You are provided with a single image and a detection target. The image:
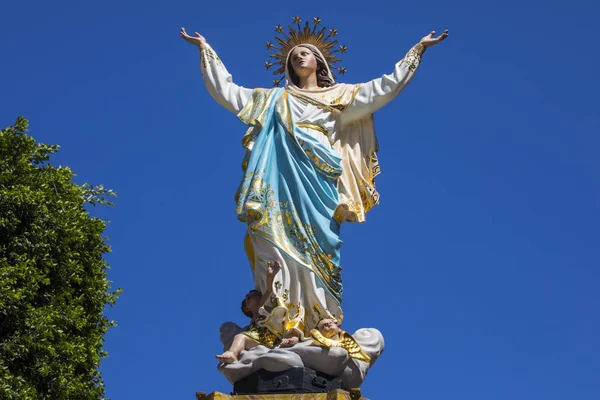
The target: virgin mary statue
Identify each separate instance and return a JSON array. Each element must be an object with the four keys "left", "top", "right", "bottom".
[{"left": 181, "top": 19, "right": 448, "bottom": 344}]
